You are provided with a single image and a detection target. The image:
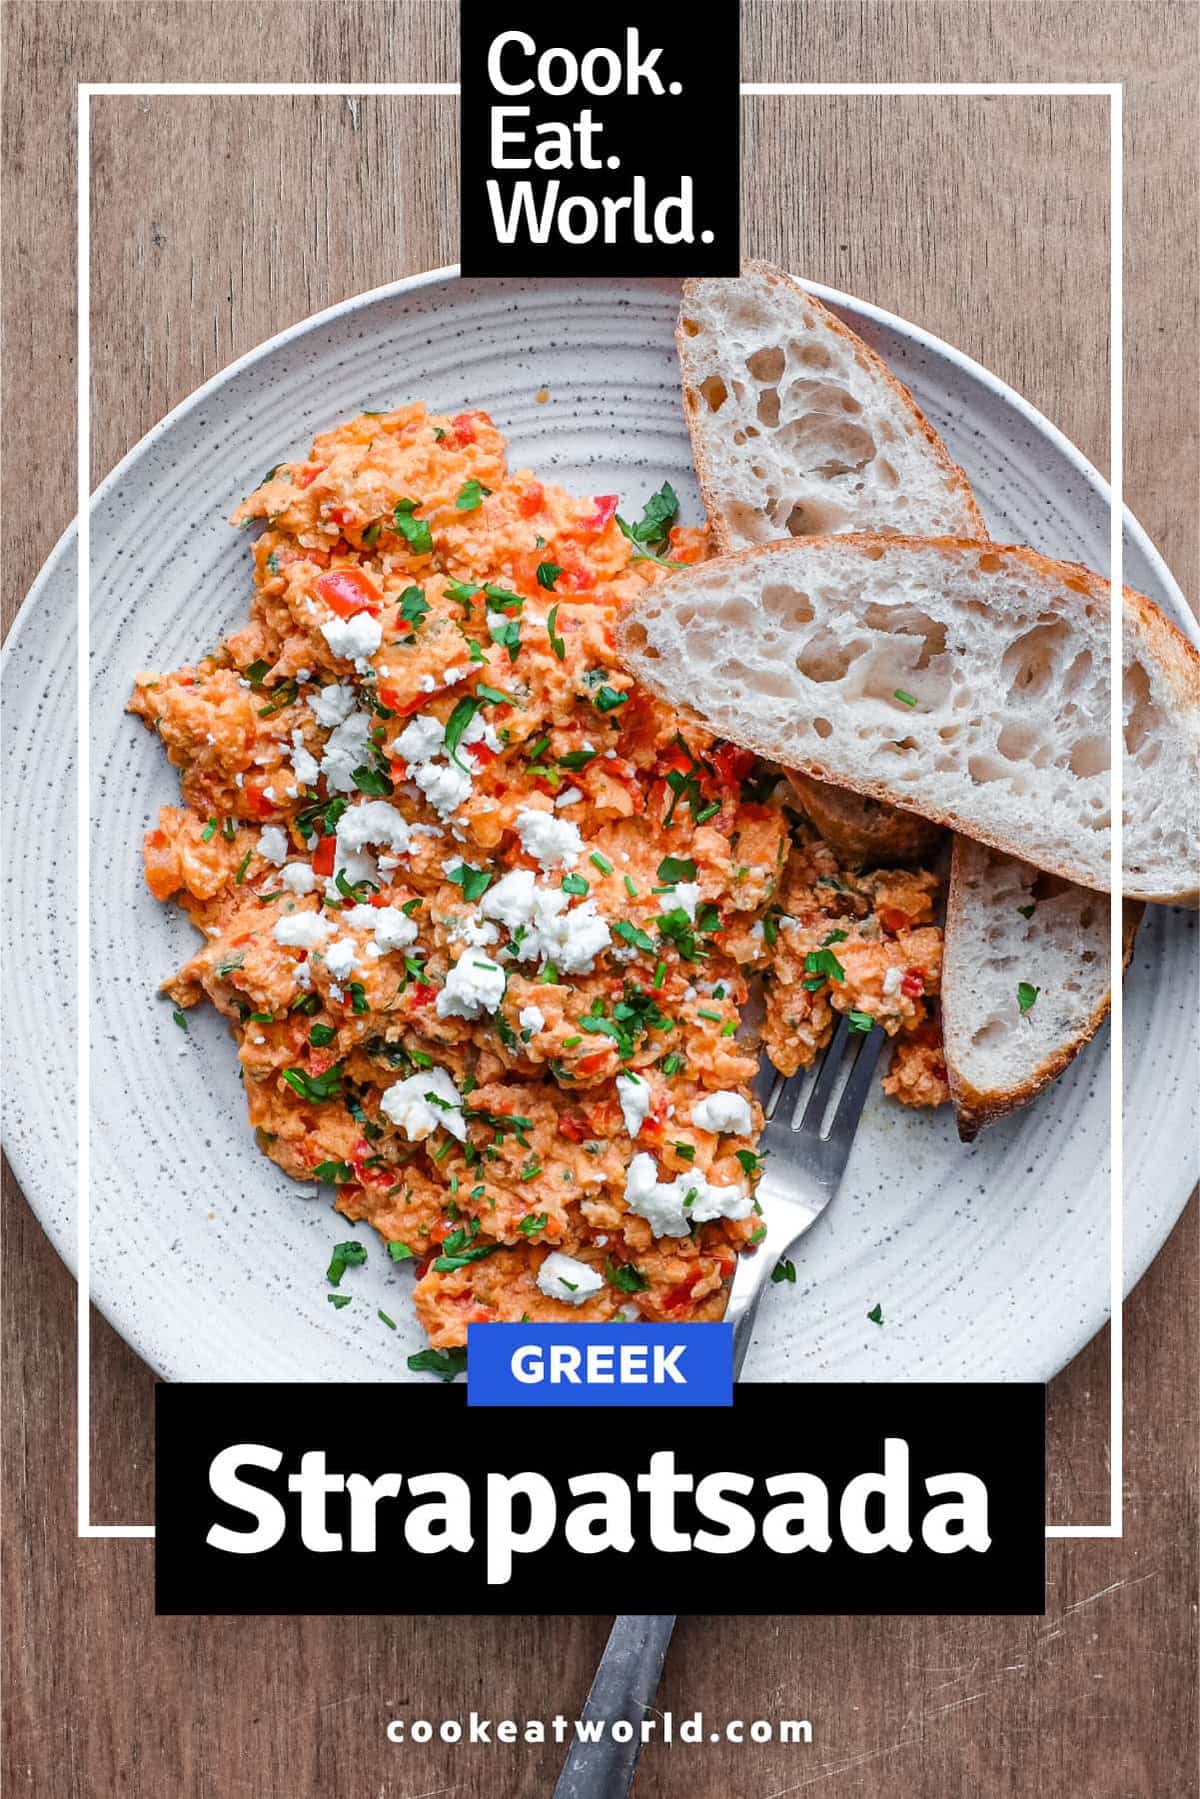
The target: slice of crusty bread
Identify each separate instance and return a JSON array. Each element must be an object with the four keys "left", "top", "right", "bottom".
[
  {"left": 618, "top": 535, "right": 1200, "bottom": 903},
  {"left": 677, "top": 261, "right": 986, "bottom": 551},
  {"left": 943, "top": 838, "right": 1142, "bottom": 1139},
  {"left": 783, "top": 770, "right": 945, "bottom": 863}
]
